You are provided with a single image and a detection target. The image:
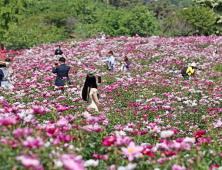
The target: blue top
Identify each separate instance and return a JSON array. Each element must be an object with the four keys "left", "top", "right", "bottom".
[{"left": 102, "top": 56, "right": 115, "bottom": 69}]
